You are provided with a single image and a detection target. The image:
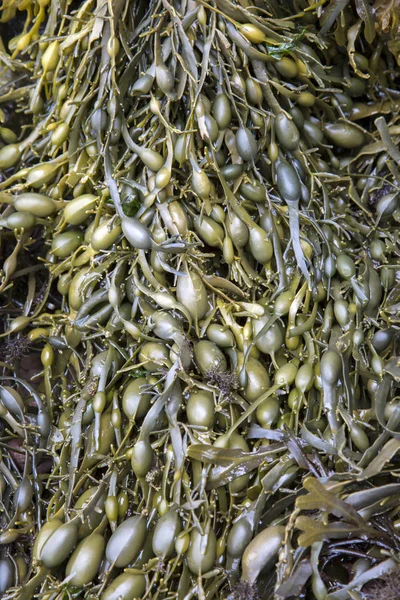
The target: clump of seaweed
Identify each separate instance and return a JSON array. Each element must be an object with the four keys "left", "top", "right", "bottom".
[
  {"left": 1, "top": 335, "right": 32, "bottom": 365},
  {"left": 205, "top": 365, "right": 240, "bottom": 397},
  {"left": 365, "top": 569, "right": 400, "bottom": 600}
]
